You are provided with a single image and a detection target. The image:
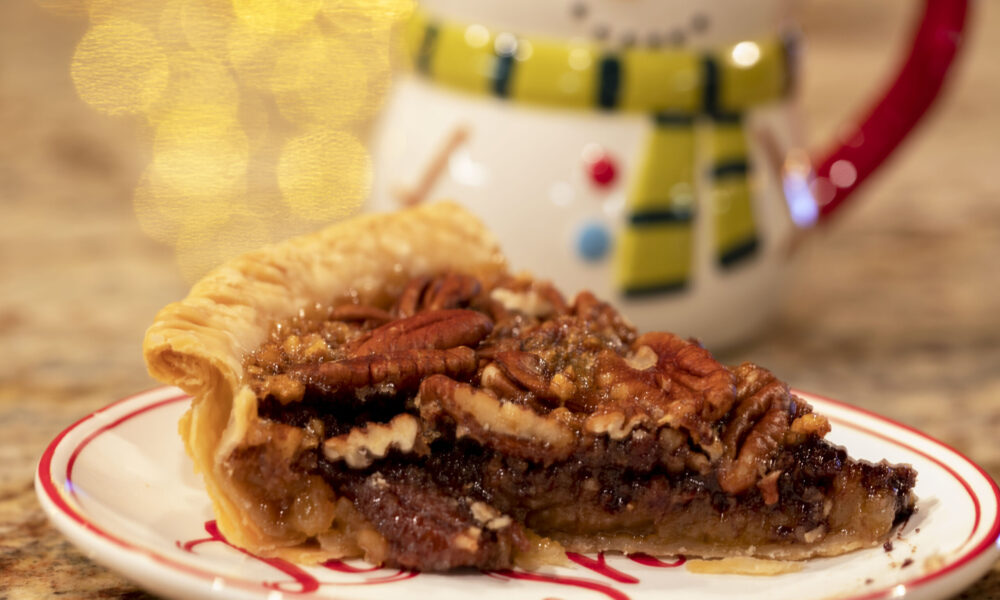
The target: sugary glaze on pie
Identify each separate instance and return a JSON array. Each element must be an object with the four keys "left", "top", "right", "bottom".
[
  {"left": 142, "top": 204, "right": 915, "bottom": 572},
  {"left": 229, "top": 272, "right": 915, "bottom": 571}
]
